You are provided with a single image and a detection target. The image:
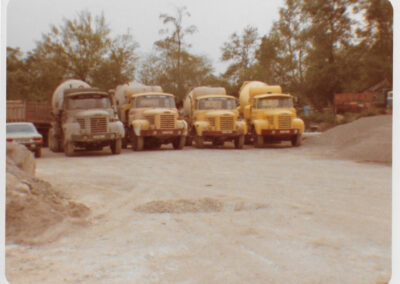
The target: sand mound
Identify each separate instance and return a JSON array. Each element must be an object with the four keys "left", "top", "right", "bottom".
[
  {"left": 6, "top": 143, "right": 90, "bottom": 244},
  {"left": 134, "top": 198, "right": 223, "bottom": 214},
  {"left": 304, "top": 115, "right": 392, "bottom": 164}
]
